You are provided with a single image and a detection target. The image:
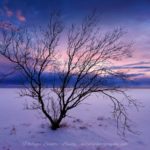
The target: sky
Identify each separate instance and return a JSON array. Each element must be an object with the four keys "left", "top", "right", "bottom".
[{"left": 0, "top": 0, "right": 150, "bottom": 86}]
